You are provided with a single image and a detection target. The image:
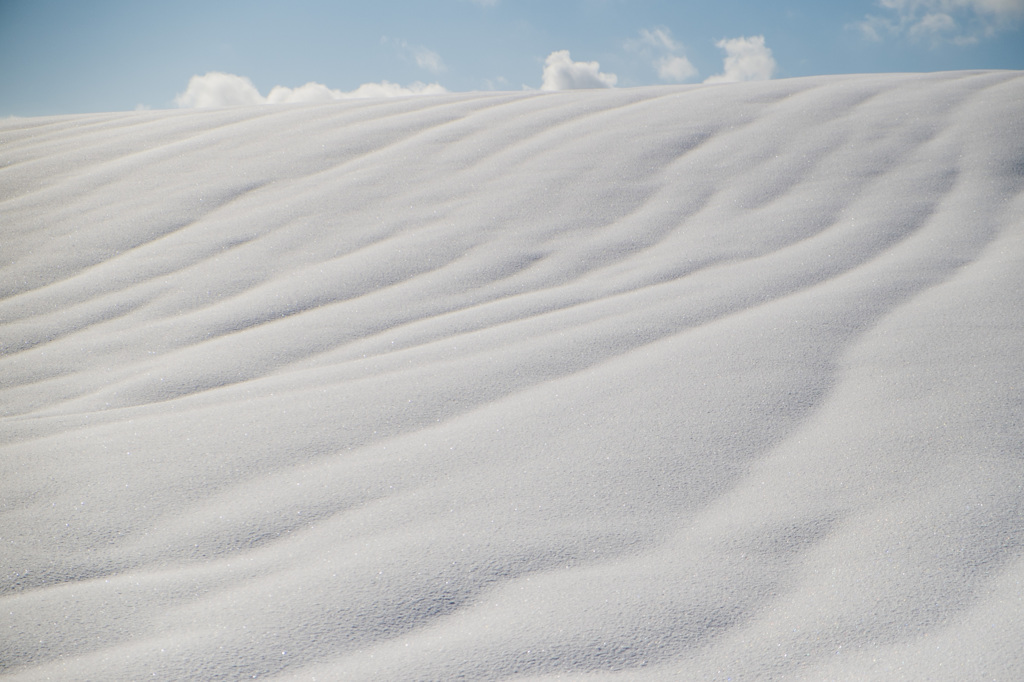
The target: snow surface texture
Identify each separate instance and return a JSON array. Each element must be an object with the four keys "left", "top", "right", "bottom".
[{"left": 2, "top": 71, "right": 1023, "bottom": 681}]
